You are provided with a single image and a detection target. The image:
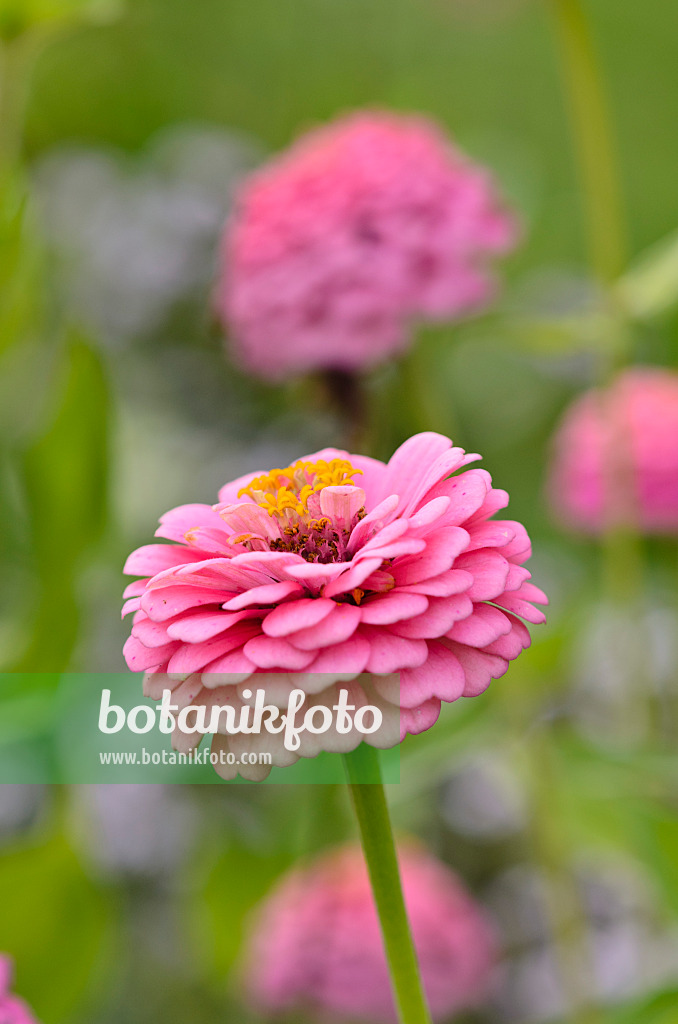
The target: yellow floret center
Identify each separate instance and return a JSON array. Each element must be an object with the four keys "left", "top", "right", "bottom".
[{"left": 238, "top": 458, "right": 362, "bottom": 519}]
